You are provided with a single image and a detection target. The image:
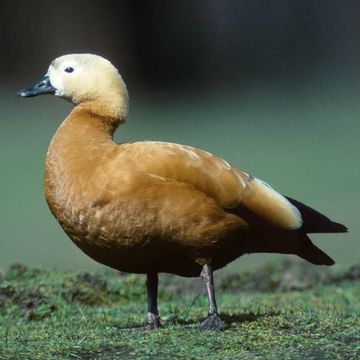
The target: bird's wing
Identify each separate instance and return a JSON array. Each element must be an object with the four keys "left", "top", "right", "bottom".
[{"left": 117, "top": 141, "right": 302, "bottom": 230}]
